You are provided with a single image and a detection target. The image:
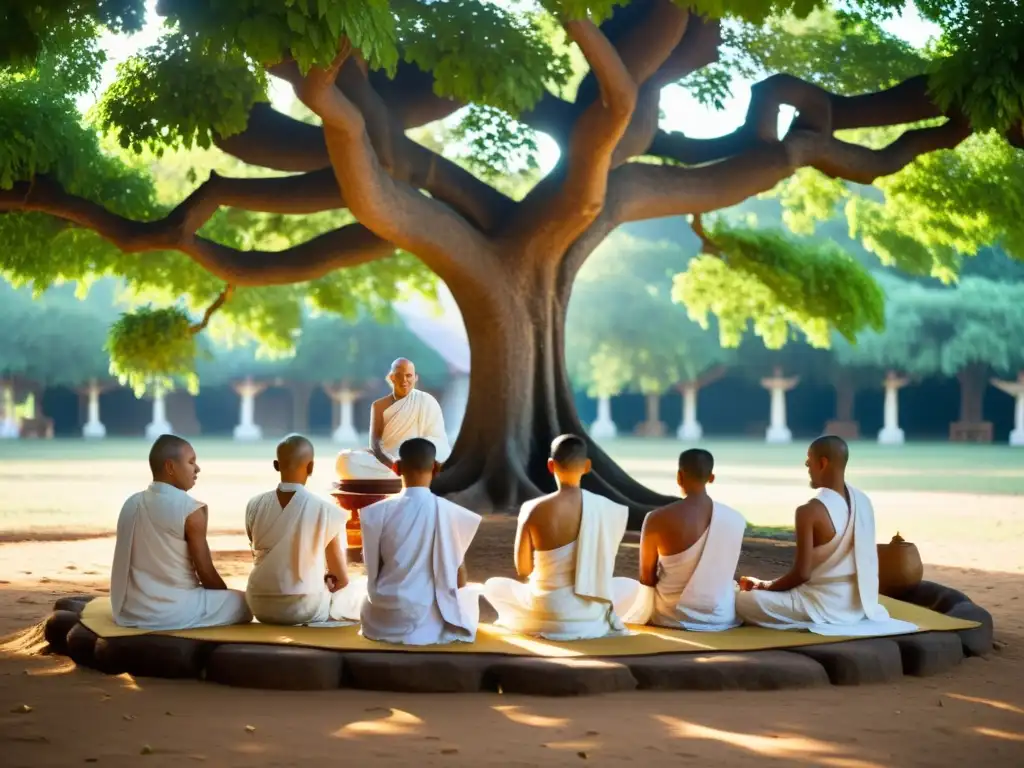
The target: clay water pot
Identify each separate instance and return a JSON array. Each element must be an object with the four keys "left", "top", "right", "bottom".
[{"left": 877, "top": 532, "right": 924, "bottom": 598}]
